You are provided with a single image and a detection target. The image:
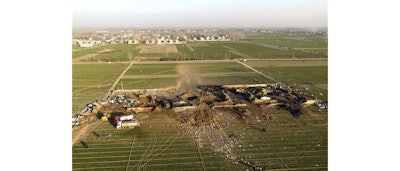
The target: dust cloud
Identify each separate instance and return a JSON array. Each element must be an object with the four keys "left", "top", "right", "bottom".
[{"left": 176, "top": 64, "right": 203, "bottom": 90}]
